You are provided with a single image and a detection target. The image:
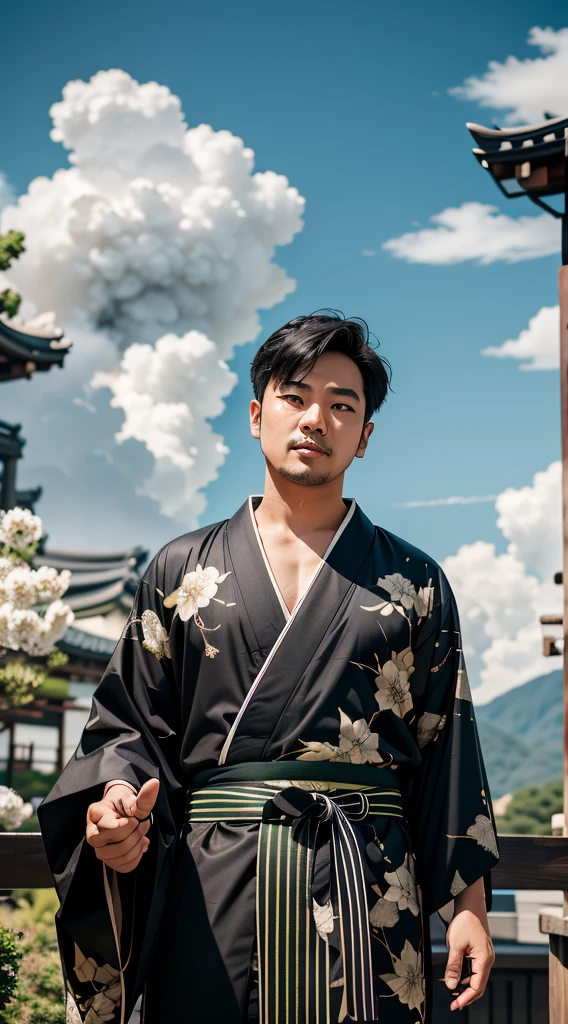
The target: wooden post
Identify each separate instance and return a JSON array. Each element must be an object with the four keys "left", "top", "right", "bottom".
[
  {"left": 559, "top": 263, "right": 568, "bottom": 910},
  {"left": 539, "top": 262, "right": 568, "bottom": 1022}
]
